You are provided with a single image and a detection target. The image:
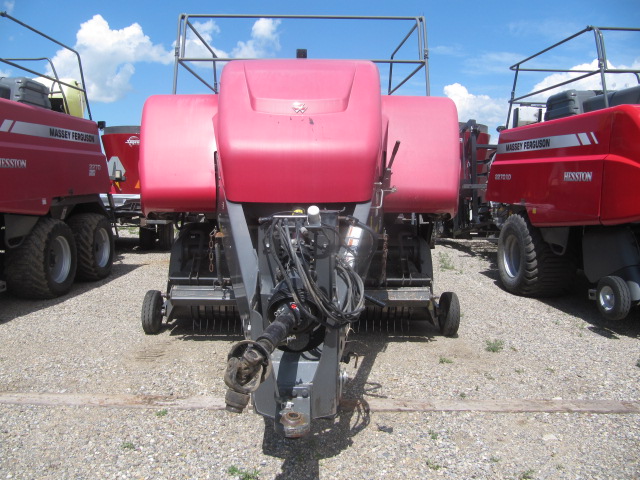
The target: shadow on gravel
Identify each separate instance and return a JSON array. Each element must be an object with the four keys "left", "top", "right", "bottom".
[
  {"left": 538, "top": 274, "right": 640, "bottom": 339},
  {"left": 437, "top": 238, "right": 640, "bottom": 339},
  {"left": 114, "top": 236, "right": 171, "bottom": 254},
  {"left": 436, "top": 238, "right": 499, "bottom": 282},
  {"left": 0, "top": 262, "right": 140, "bottom": 325},
  {"left": 146, "top": 302, "right": 447, "bottom": 478},
  {"left": 261, "top": 326, "right": 438, "bottom": 480}
]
